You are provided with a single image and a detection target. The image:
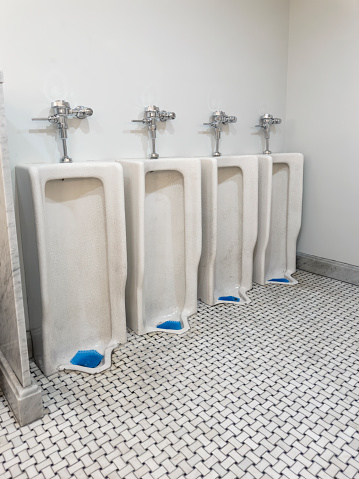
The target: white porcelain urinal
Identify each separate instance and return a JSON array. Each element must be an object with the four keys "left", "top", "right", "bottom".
[
  {"left": 198, "top": 155, "right": 258, "bottom": 306},
  {"left": 118, "top": 158, "right": 202, "bottom": 335},
  {"left": 253, "top": 153, "right": 304, "bottom": 285},
  {"left": 16, "top": 162, "right": 127, "bottom": 376}
]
